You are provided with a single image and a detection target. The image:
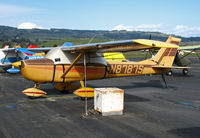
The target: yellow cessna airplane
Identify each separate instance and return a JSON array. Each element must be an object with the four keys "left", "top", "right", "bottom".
[{"left": 13, "top": 36, "right": 185, "bottom": 98}]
